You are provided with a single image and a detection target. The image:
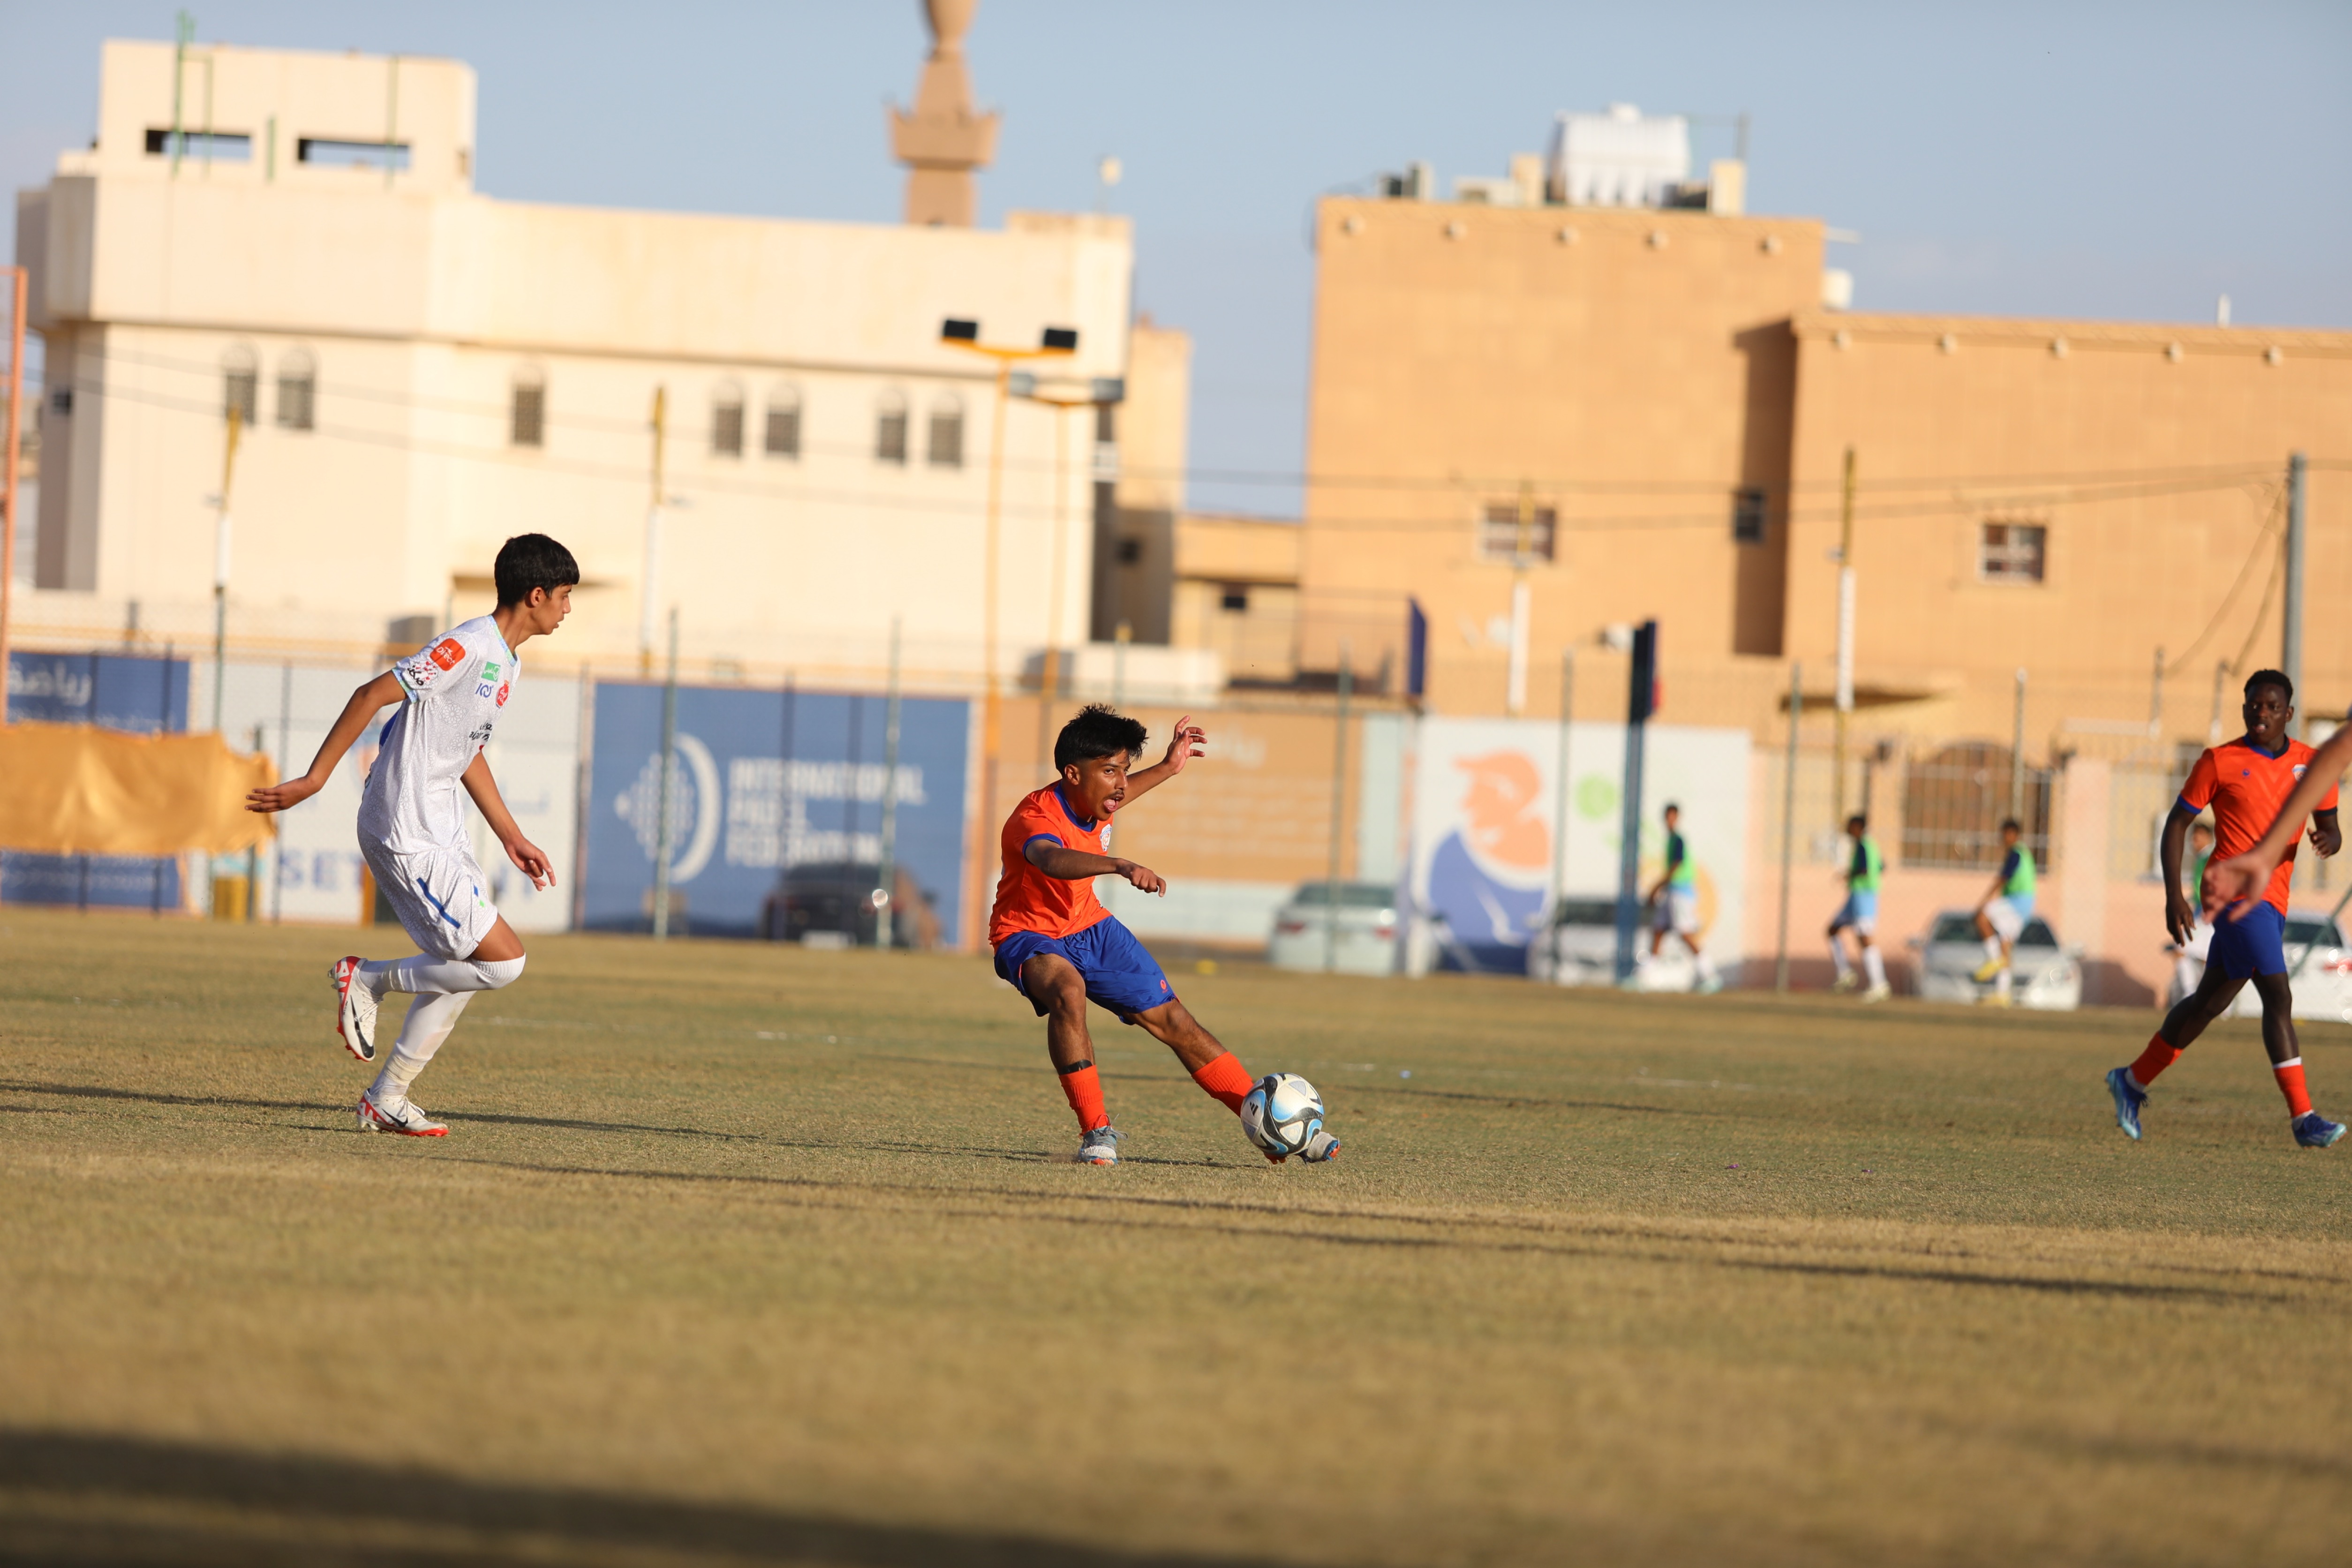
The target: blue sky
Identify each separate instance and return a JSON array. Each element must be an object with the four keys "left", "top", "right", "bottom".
[{"left": 5, "top": 1, "right": 2347, "bottom": 514}]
